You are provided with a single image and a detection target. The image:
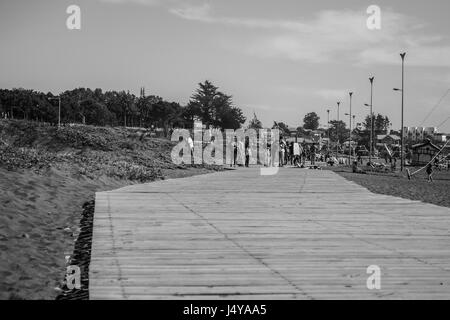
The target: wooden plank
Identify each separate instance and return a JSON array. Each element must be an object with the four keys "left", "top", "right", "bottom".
[{"left": 90, "top": 168, "right": 450, "bottom": 300}]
